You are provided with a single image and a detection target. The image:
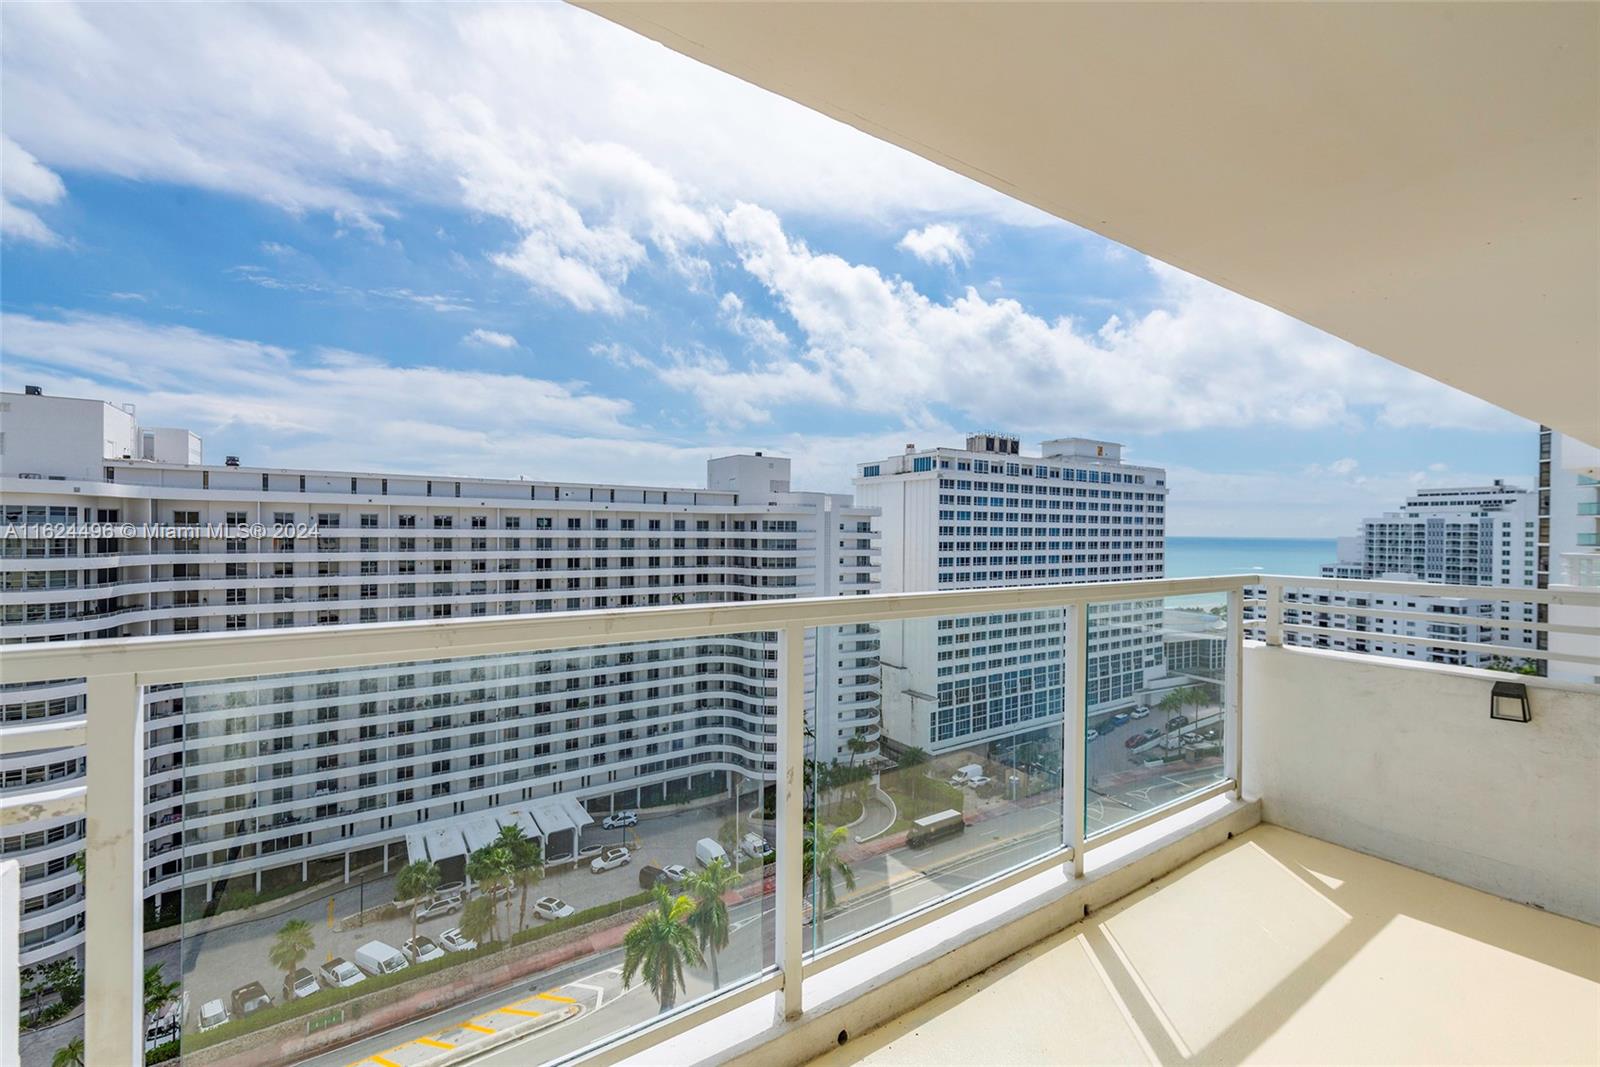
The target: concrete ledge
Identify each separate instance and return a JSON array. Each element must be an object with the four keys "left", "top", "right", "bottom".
[{"left": 607, "top": 794, "right": 1260, "bottom": 1067}]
